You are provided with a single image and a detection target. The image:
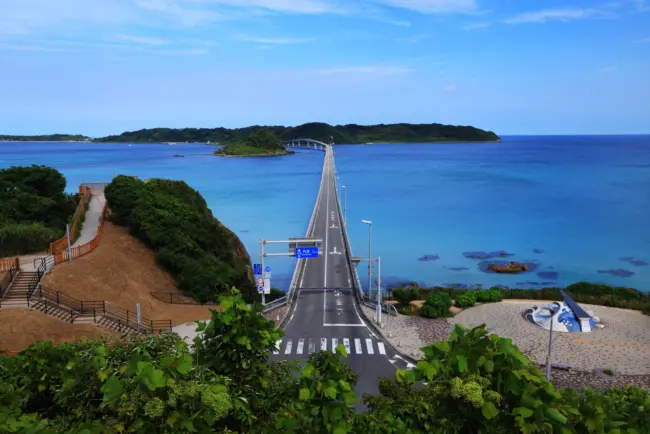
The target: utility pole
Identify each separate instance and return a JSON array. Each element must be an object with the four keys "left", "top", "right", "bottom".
[
  {"left": 259, "top": 240, "right": 266, "bottom": 306},
  {"left": 362, "top": 220, "right": 373, "bottom": 296},
  {"left": 375, "top": 257, "right": 382, "bottom": 324}
]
